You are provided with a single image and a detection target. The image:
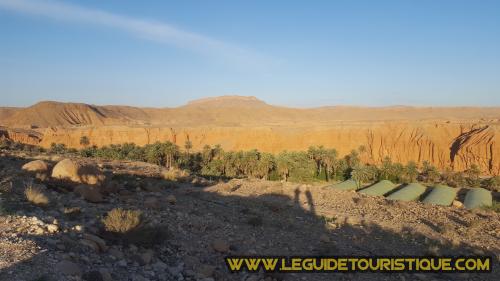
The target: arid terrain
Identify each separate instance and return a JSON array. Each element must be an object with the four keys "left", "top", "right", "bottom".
[
  {"left": 1, "top": 96, "right": 500, "bottom": 175},
  {"left": 1, "top": 97, "right": 500, "bottom": 280},
  {"left": 0, "top": 150, "right": 499, "bottom": 281}
]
